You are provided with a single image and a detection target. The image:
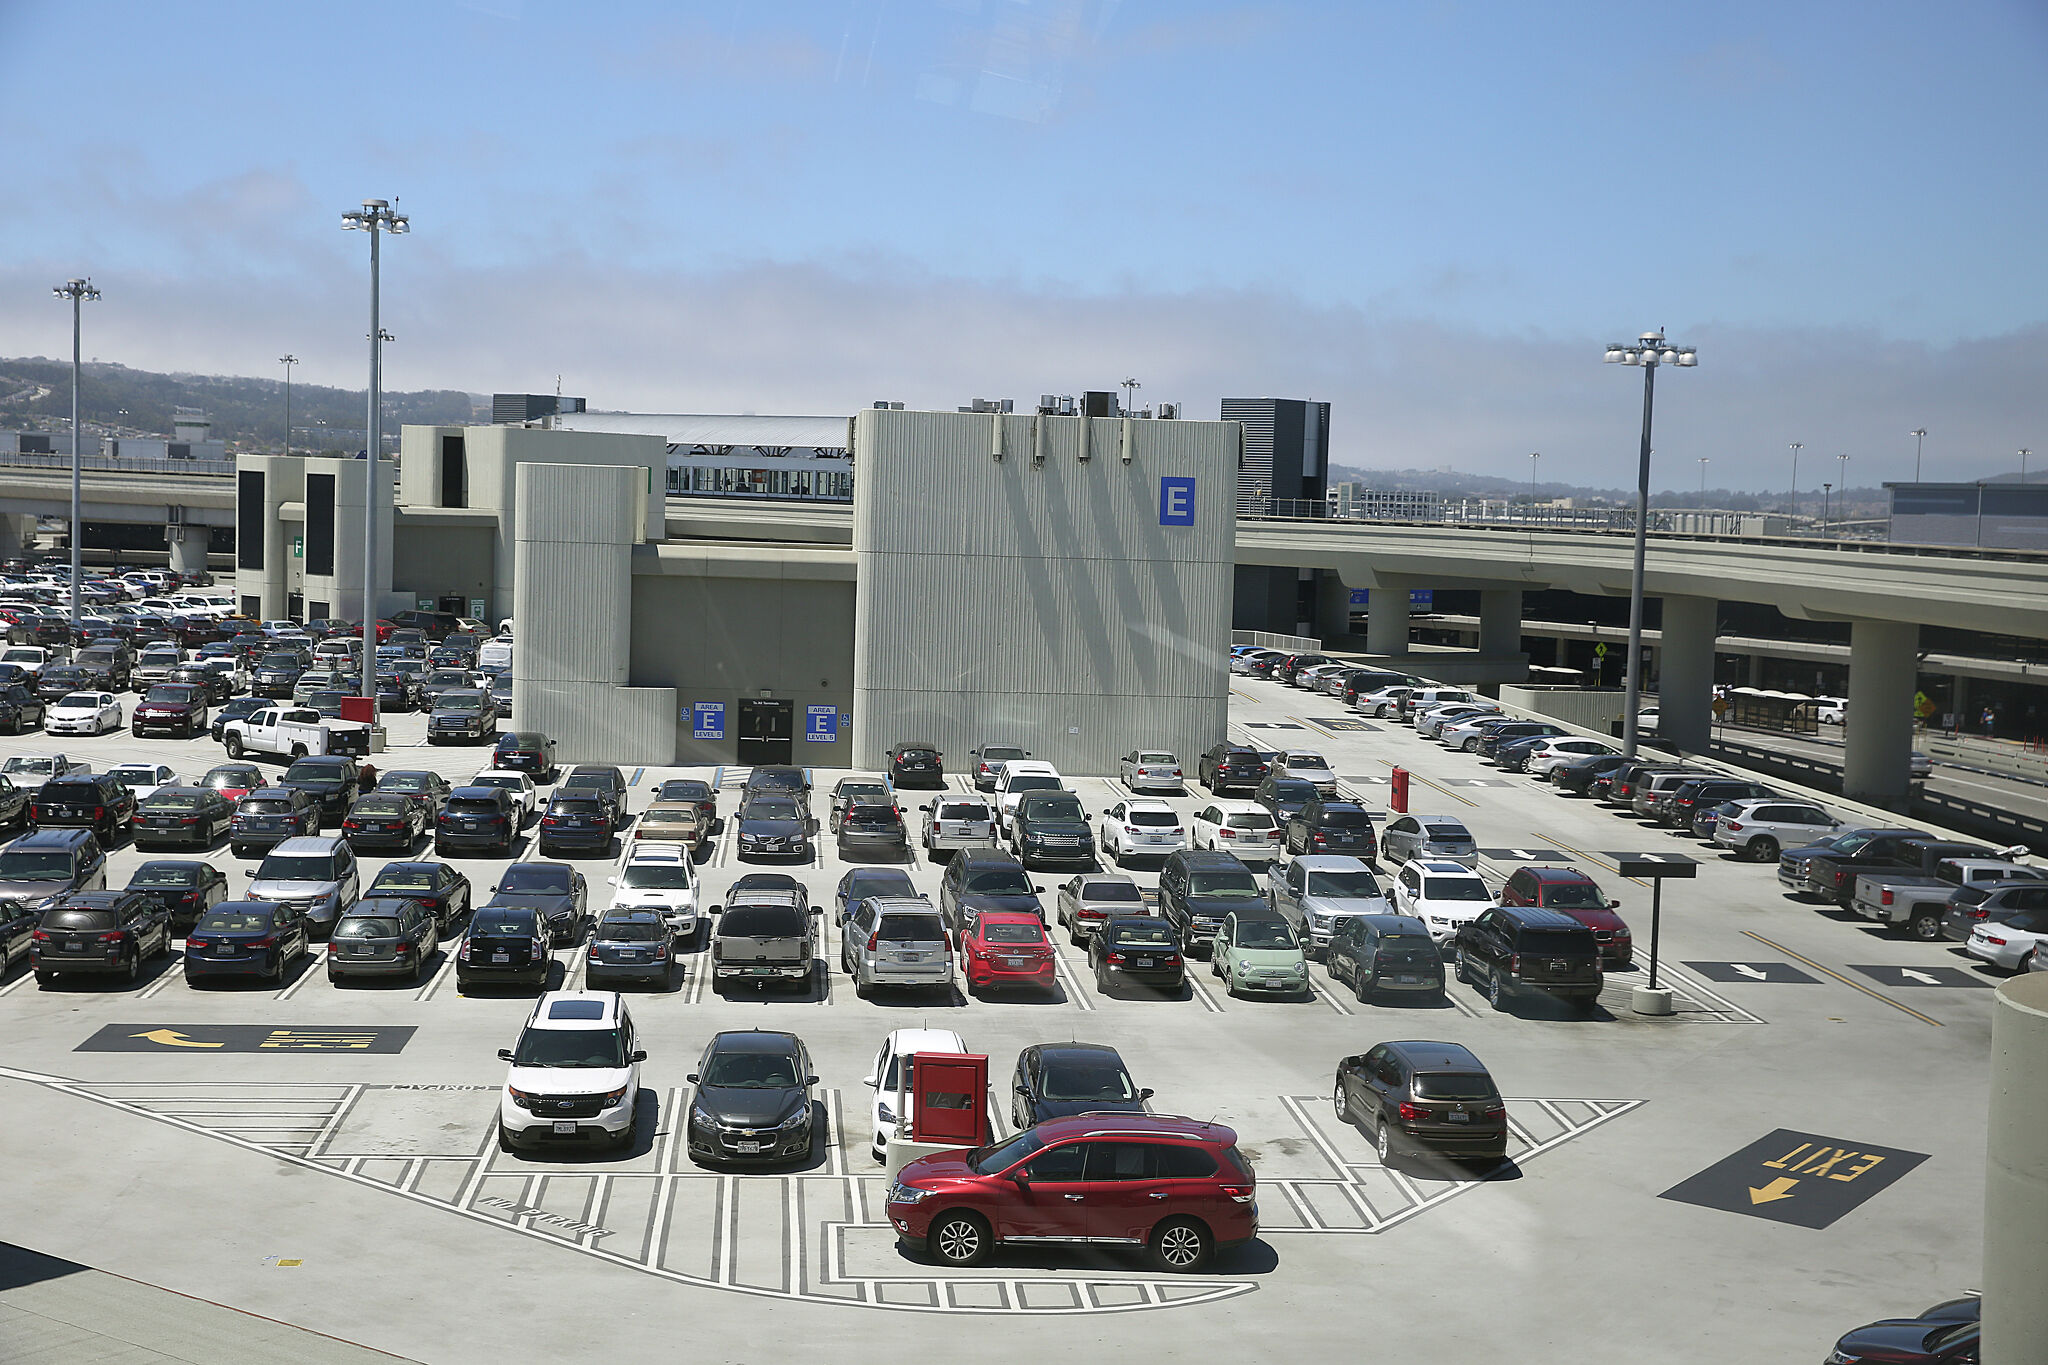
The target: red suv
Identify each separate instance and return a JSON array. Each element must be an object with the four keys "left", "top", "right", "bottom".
[
  {"left": 1497, "top": 866, "right": 1632, "bottom": 966},
  {"left": 886, "top": 1114, "right": 1257, "bottom": 1273}
]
